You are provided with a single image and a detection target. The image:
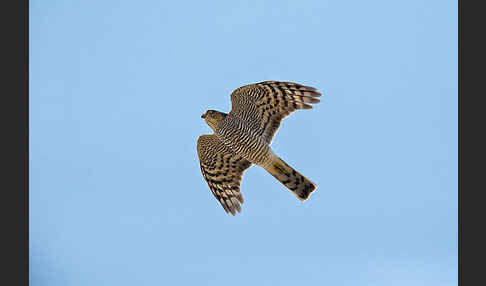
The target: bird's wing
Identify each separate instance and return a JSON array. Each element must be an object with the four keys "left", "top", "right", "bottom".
[
  {"left": 229, "top": 80, "right": 321, "bottom": 144},
  {"left": 197, "top": 134, "right": 252, "bottom": 215}
]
